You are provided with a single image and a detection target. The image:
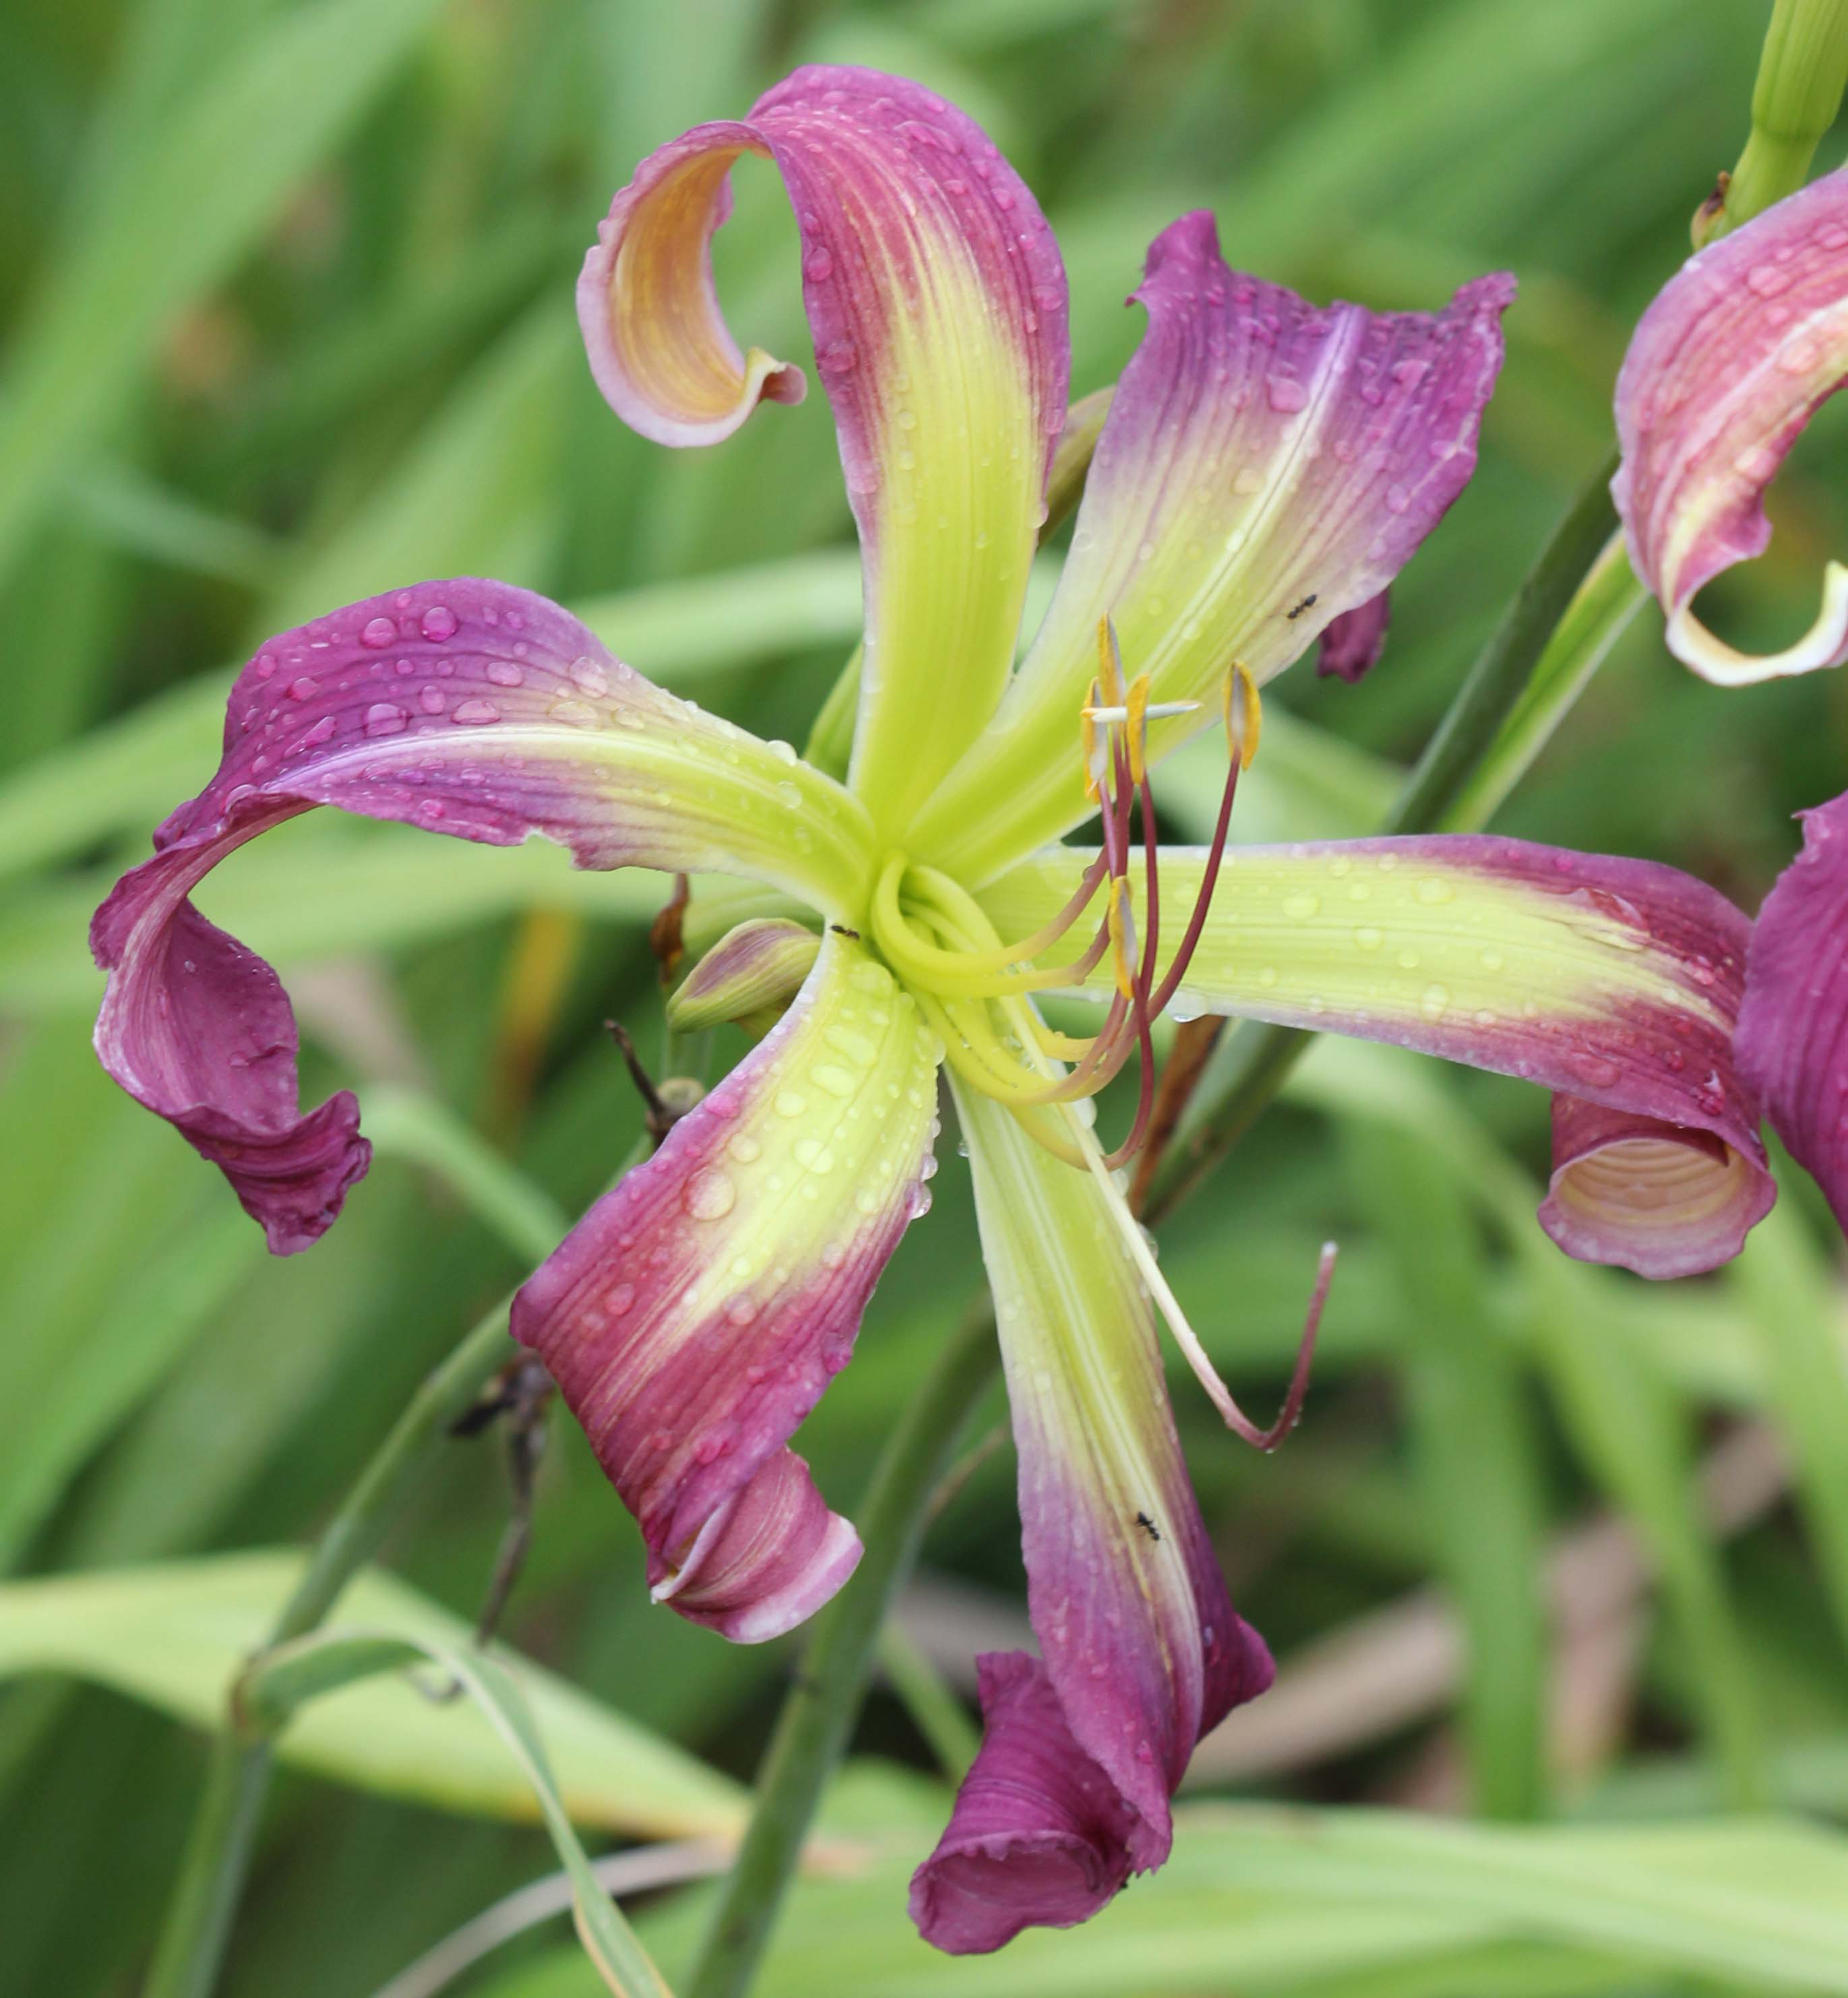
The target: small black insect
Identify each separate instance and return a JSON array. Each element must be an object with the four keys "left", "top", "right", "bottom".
[
  {"left": 1286, "top": 592, "right": 1318, "bottom": 620},
  {"left": 1134, "top": 1511, "right": 1162, "bottom": 1542},
  {"left": 830, "top": 924, "right": 861, "bottom": 940}
]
